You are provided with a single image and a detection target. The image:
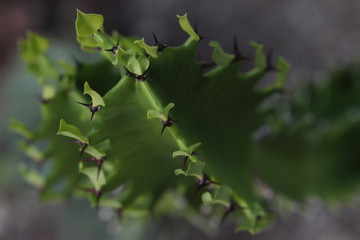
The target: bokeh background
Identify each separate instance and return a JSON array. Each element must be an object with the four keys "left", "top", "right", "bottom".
[{"left": 1, "top": 0, "right": 360, "bottom": 239}]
